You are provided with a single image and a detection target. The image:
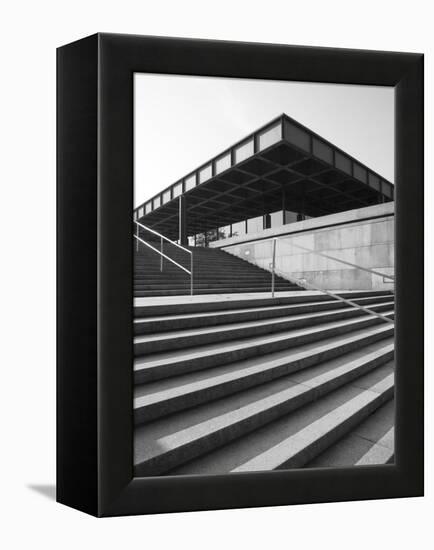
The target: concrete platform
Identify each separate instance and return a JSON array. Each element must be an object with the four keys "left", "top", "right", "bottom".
[{"left": 134, "top": 289, "right": 383, "bottom": 308}]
